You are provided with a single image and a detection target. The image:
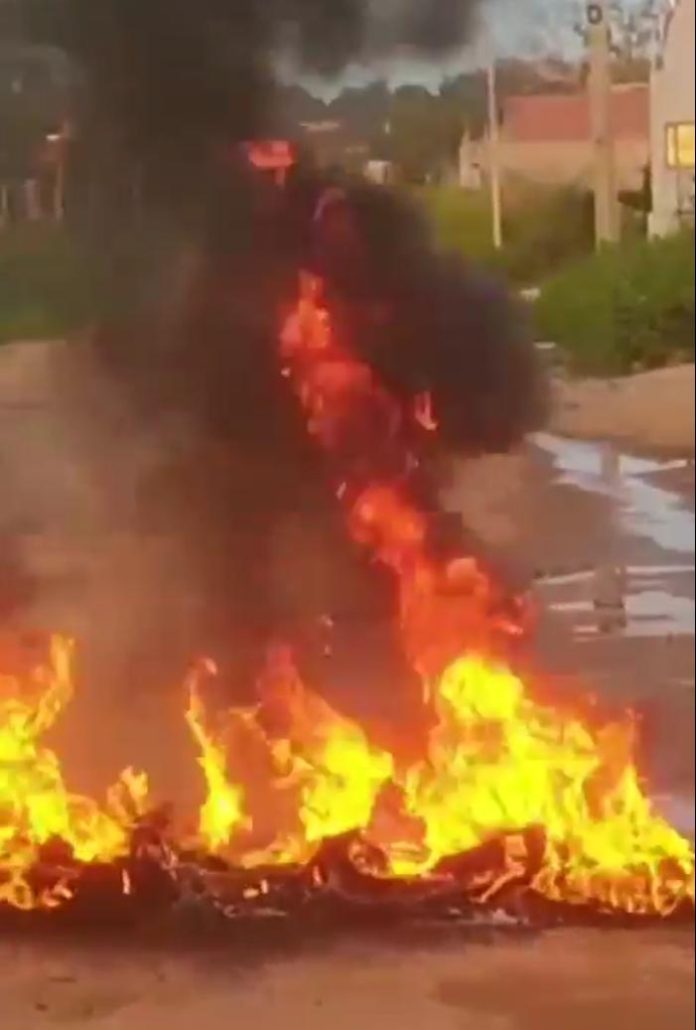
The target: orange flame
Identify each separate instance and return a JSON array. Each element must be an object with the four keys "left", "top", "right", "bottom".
[{"left": 185, "top": 659, "right": 248, "bottom": 851}]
